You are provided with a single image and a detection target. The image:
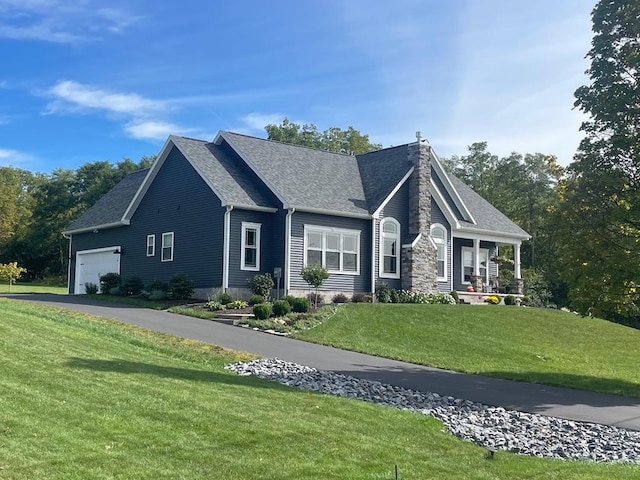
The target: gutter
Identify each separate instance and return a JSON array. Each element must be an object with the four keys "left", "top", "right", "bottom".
[
  {"left": 284, "top": 208, "right": 295, "bottom": 294},
  {"left": 222, "top": 205, "right": 233, "bottom": 291}
]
